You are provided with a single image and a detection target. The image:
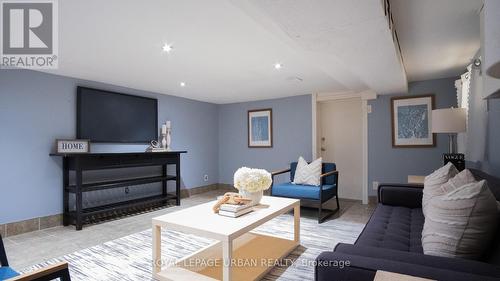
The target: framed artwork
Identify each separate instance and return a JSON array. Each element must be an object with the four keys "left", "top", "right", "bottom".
[
  {"left": 391, "top": 94, "right": 435, "bottom": 148},
  {"left": 248, "top": 108, "right": 273, "bottom": 148}
]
